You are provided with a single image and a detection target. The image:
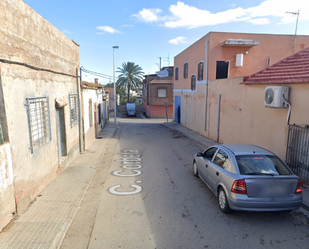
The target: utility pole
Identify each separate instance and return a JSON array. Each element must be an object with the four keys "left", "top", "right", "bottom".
[
  {"left": 286, "top": 10, "right": 300, "bottom": 54},
  {"left": 157, "top": 57, "right": 161, "bottom": 70}
]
